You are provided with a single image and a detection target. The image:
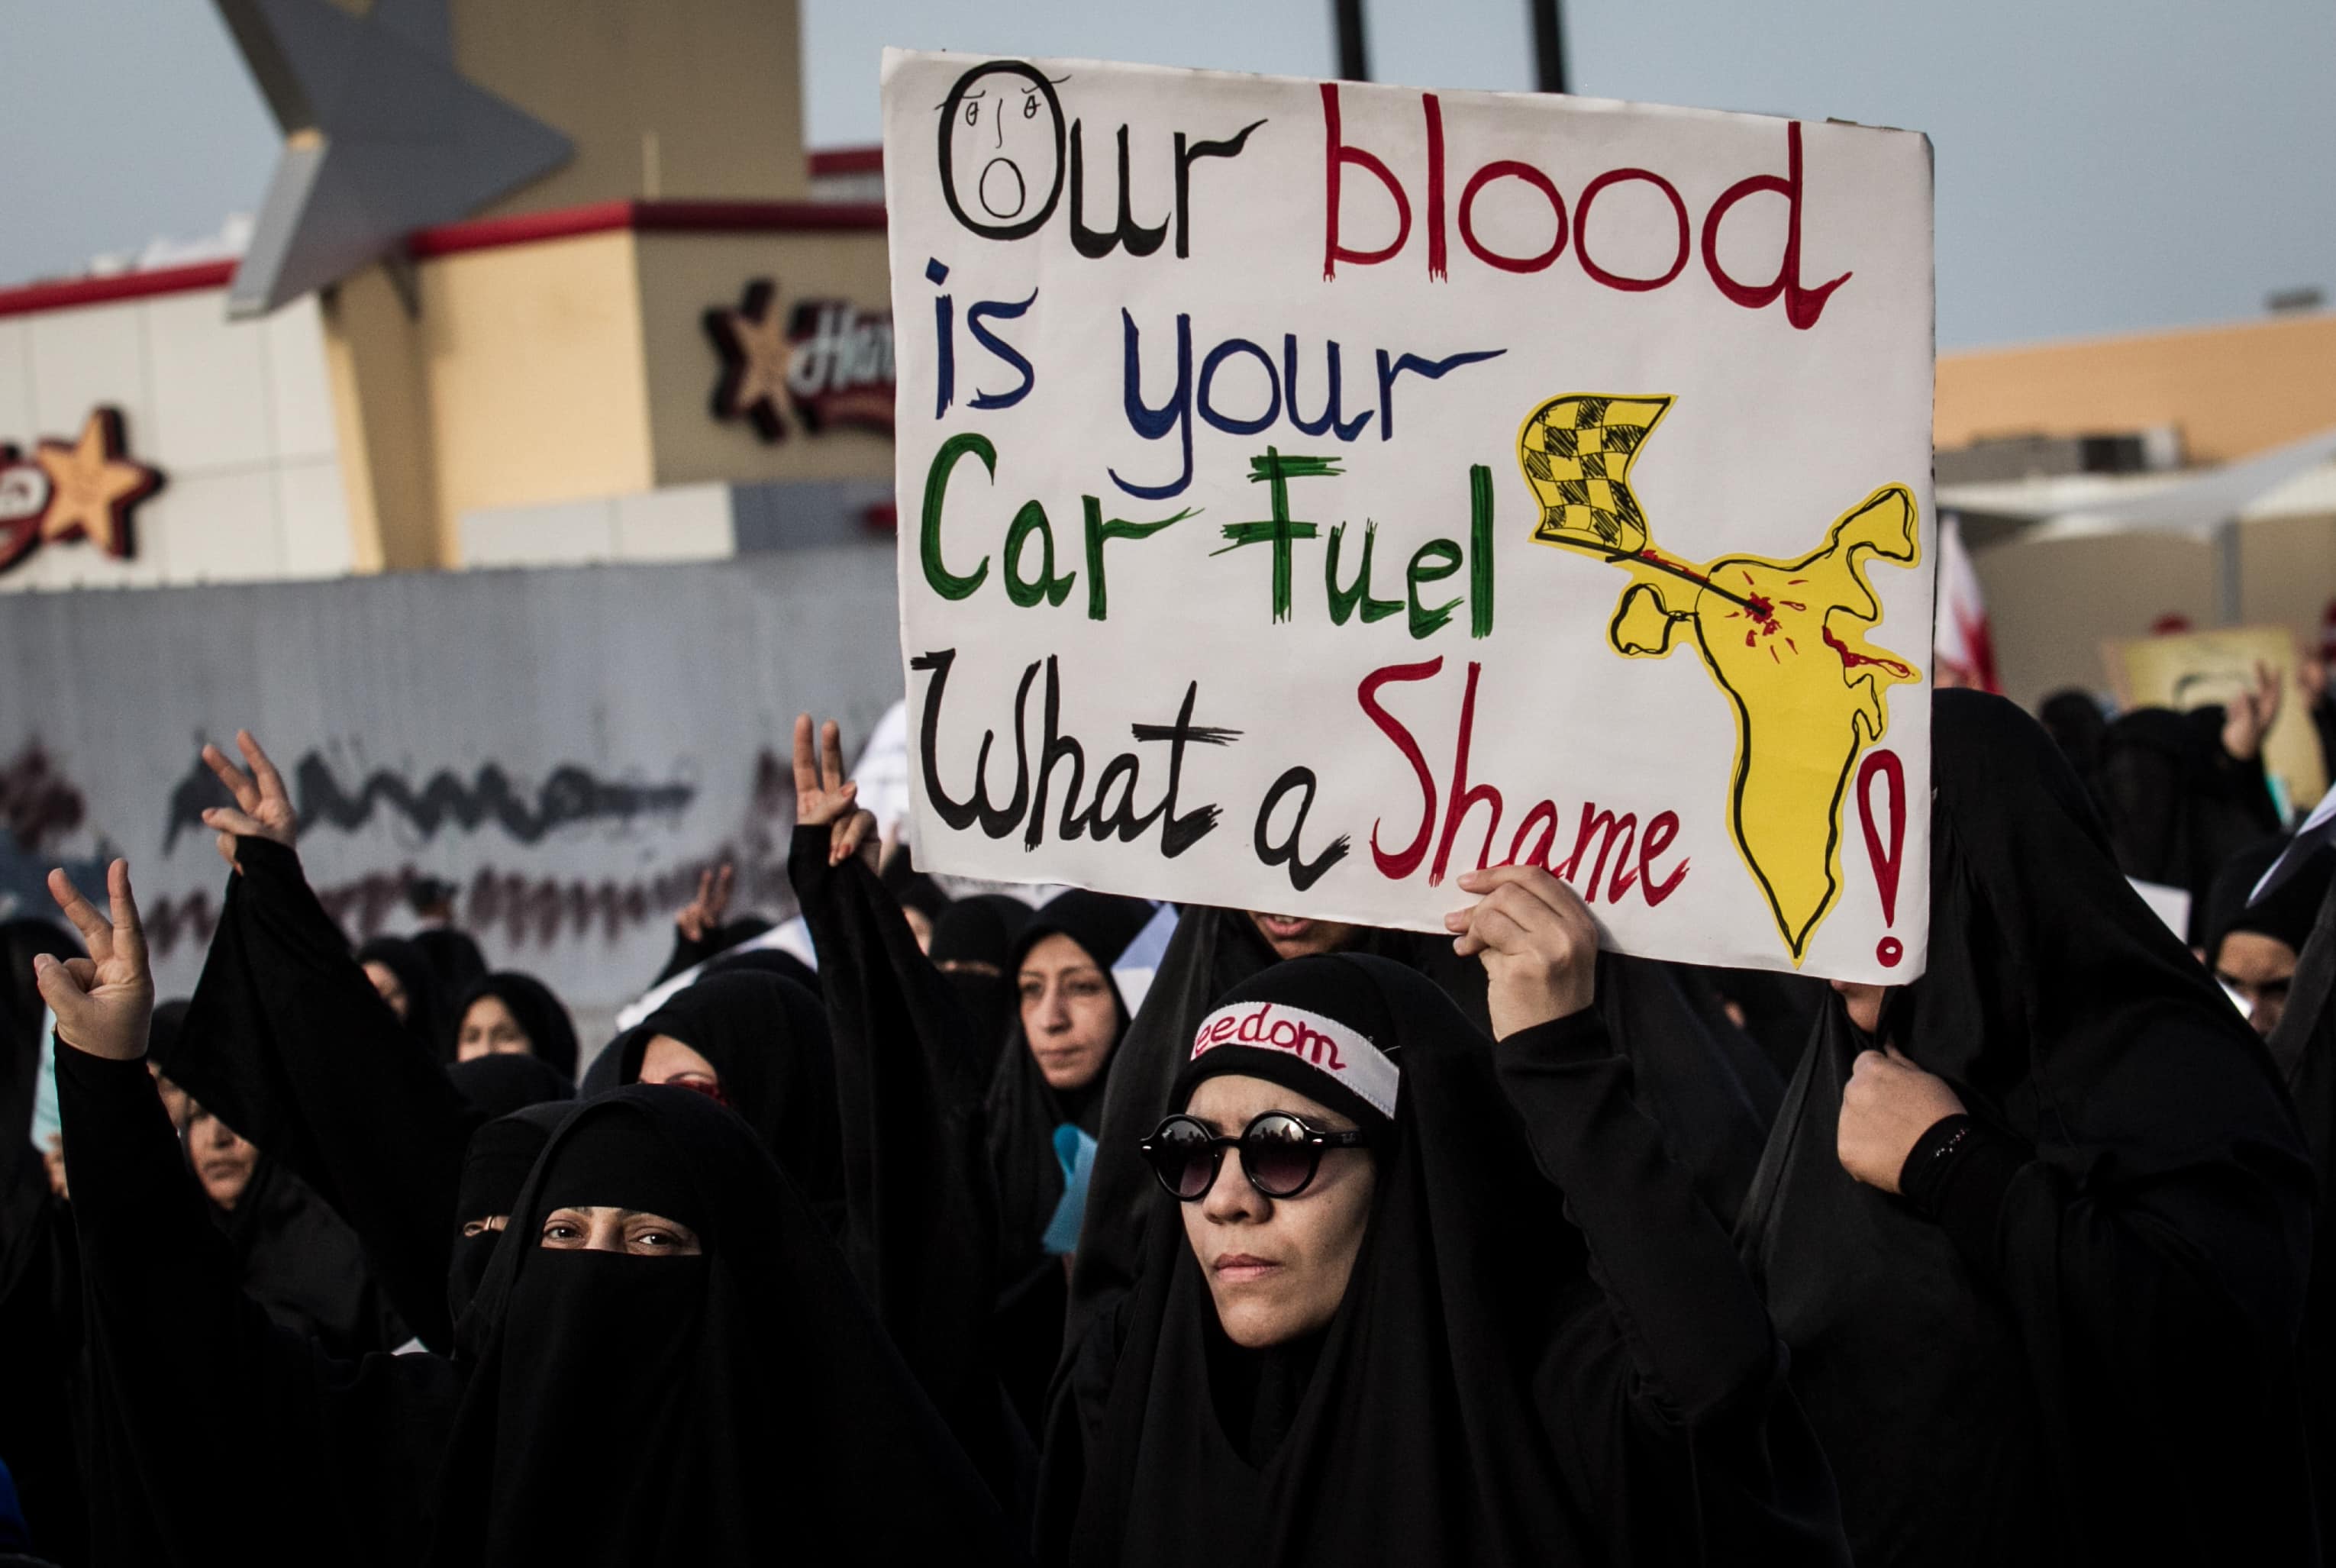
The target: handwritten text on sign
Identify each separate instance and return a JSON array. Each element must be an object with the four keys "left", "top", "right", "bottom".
[{"left": 883, "top": 51, "right": 1936, "bottom": 980}]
